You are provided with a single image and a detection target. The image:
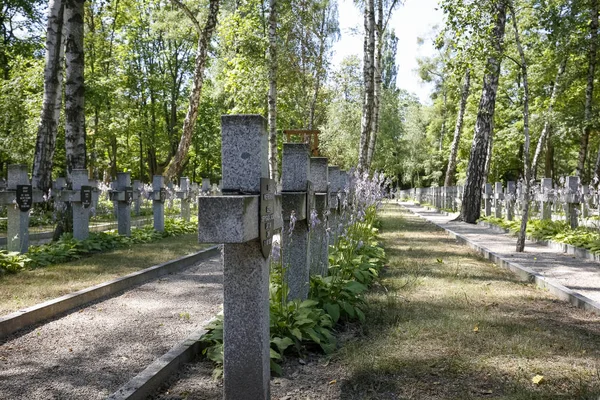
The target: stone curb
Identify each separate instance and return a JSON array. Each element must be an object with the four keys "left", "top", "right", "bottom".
[
  {"left": 401, "top": 204, "right": 600, "bottom": 316},
  {"left": 107, "top": 318, "right": 217, "bottom": 400},
  {"left": 0, "top": 245, "right": 221, "bottom": 340},
  {"left": 477, "top": 221, "right": 600, "bottom": 265}
]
